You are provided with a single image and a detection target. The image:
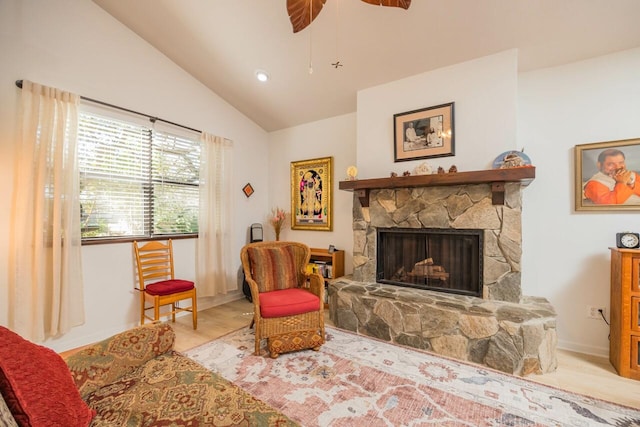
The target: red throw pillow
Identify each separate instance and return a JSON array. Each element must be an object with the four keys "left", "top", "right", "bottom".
[{"left": 0, "top": 326, "right": 95, "bottom": 427}]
